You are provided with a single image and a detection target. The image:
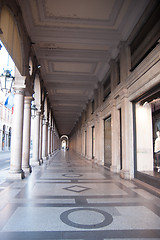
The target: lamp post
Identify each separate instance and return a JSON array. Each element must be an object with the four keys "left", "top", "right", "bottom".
[
  {"left": 0, "top": 69, "right": 15, "bottom": 95},
  {"left": 31, "top": 103, "right": 37, "bottom": 119}
]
